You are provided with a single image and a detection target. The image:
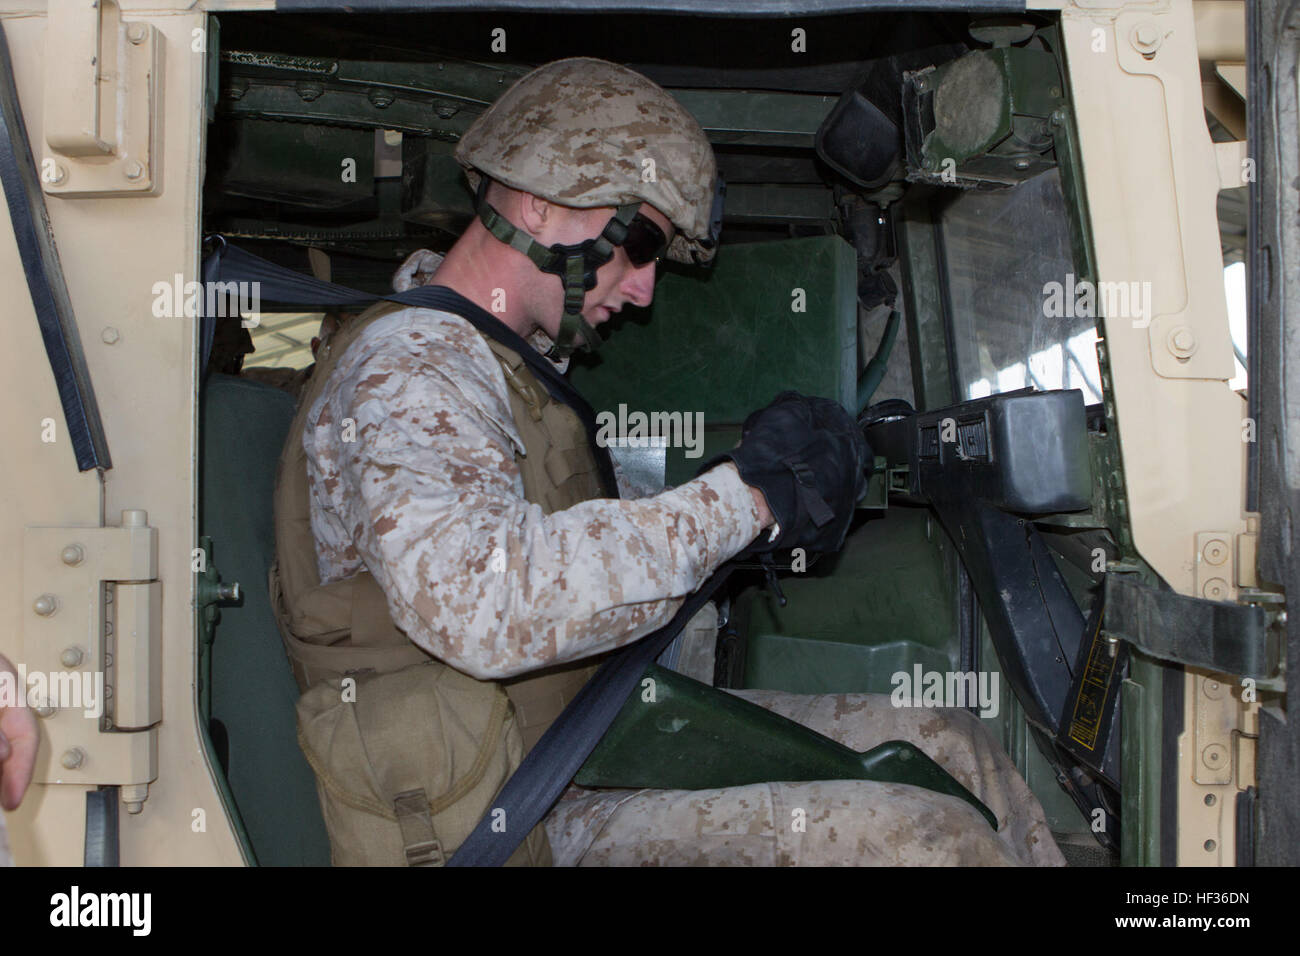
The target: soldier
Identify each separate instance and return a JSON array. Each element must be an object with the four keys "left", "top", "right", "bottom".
[{"left": 281, "top": 57, "right": 1065, "bottom": 866}]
